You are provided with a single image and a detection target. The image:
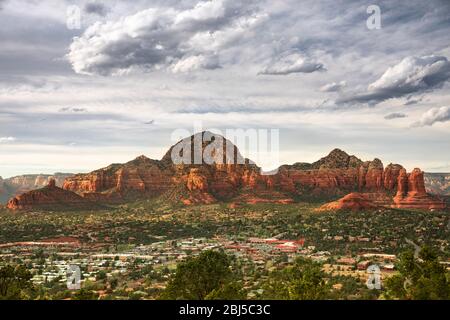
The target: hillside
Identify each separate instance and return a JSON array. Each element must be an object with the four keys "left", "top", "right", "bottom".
[
  {"left": 5, "top": 132, "right": 446, "bottom": 211},
  {"left": 424, "top": 173, "right": 450, "bottom": 196},
  {"left": 0, "top": 173, "right": 73, "bottom": 204}
]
